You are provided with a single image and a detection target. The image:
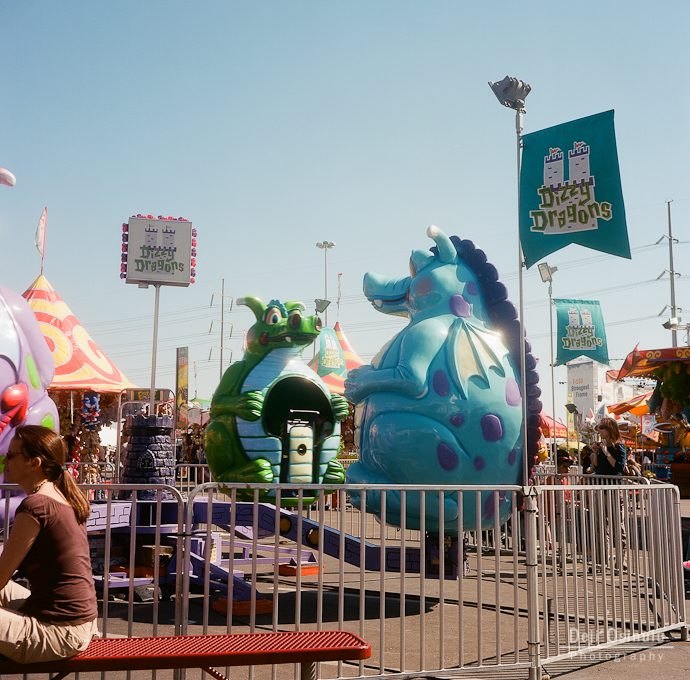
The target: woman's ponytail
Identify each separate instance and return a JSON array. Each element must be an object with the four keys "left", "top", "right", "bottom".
[{"left": 54, "top": 468, "right": 91, "bottom": 524}]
